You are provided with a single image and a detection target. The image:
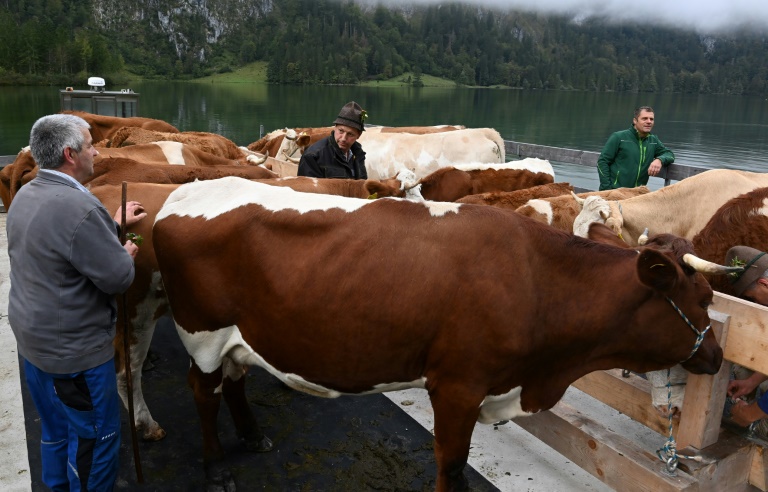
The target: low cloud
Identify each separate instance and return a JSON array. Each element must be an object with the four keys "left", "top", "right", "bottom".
[{"left": 365, "top": 0, "right": 768, "bottom": 34}]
